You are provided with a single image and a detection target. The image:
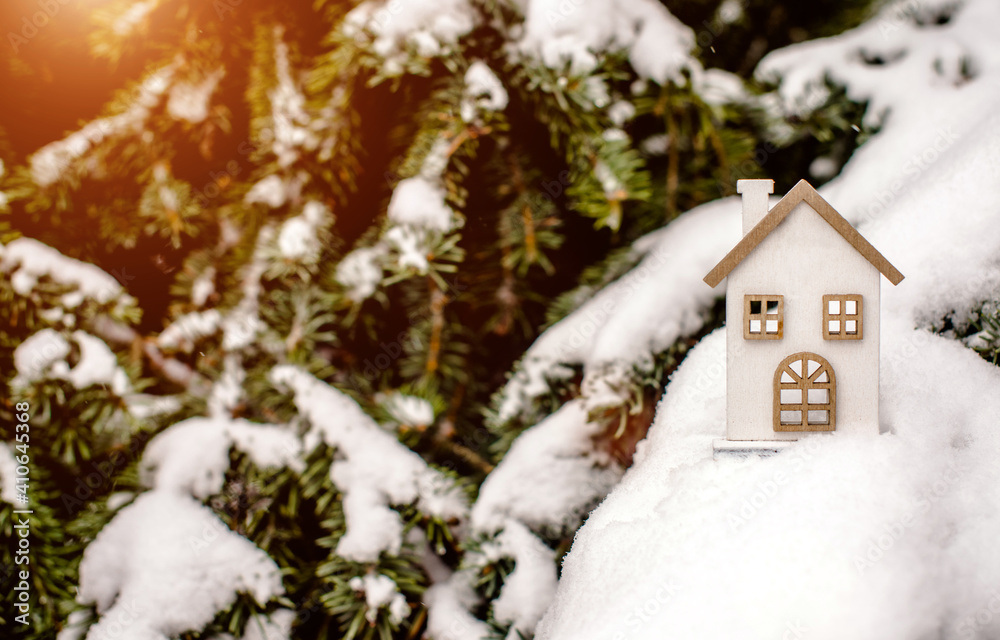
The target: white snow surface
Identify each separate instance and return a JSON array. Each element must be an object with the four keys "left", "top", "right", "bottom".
[
  {"left": 240, "top": 610, "right": 296, "bottom": 640},
  {"left": 461, "top": 61, "right": 508, "bottom": 122},
  {"left": 534, "top": 2, "right": 1000, "bottom": 638},
  {"left": 349, "top": 573, "right": 410, "bottom": 624},
  {"left": 380, "top": 392, "right": 435, "bottom": 428},
  {"left": 1, "top": 237, "right": 129, "bottom": 307},
  {"left": 141, "top": 416, "right": 302, "bottom": 499},
  {"left": 343, "top": 0, "right": 478, "bottom": 62},
  {"left": 167, "top": 69, "right": 224, "bottom": 123},
  {"left": 425, "top": 571, "right": 493, "bottom": 640},
  {"left": 472, "top": 400, "right": 621, "bottom": 536},
  {"left": 387, "top": 177, "right": 457, "bottom": 233},
  {"left": 515, "top": 0, "right": 695, "bottom": 84},
  {"left": 12, "top": 329, "right": 130, "bottom": 394},
  {"left": 77, "top": 492, "right": 284, "bottom": 640},
  {"left": 277, "top": 201, "right": 329, "bottom": 262},
  {"left": 270, "top": 366, "right": 468, "bottom": 562},
  {"left": 489, "top": 521, "right": 559, "bottom": 640},
  {"left": 158, "top": 309, "right": 223, "bottom": 351}
]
